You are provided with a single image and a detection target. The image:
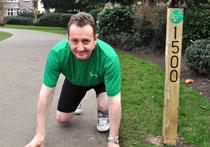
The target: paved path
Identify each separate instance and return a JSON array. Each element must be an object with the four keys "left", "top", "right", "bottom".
[{"left": 0, "top": 28, "right": 107, "bottom": 147}]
